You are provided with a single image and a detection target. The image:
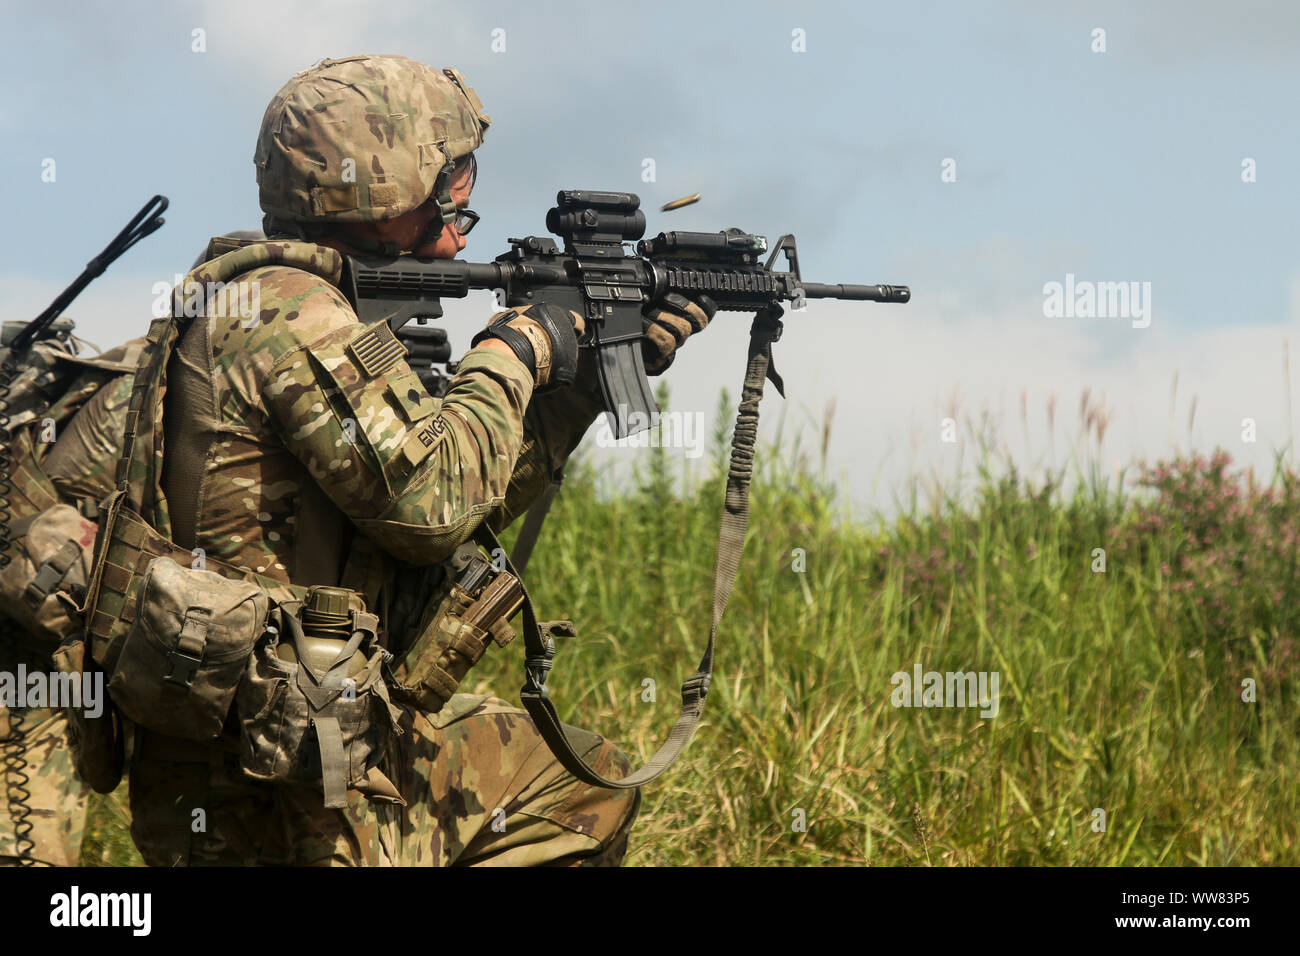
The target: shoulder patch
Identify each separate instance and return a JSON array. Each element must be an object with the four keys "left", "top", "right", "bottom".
[{"left": 346, "top": 323, "right": 406, "bottom": 379}]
